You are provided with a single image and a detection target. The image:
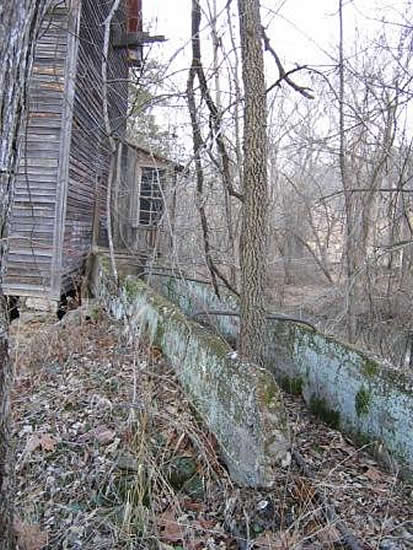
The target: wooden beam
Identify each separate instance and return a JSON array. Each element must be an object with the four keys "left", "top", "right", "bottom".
[{"left": 112, "top": 31, "right": 166, "bottom": 48}]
